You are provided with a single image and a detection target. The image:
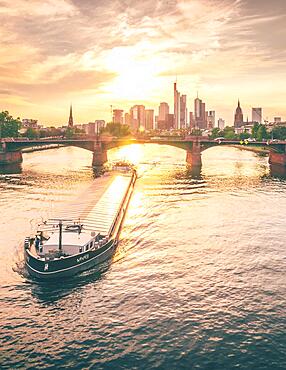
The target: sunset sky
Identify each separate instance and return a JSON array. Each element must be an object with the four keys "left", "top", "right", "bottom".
[{"left": 0, "top": 0, "right": 285, "bottom": 126}]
